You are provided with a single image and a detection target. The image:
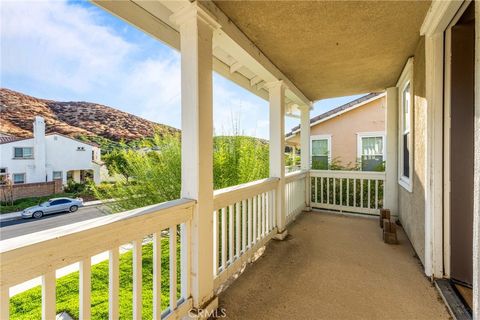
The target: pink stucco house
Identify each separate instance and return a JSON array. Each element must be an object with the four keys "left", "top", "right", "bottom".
[{"left": 286, "top": 92, "right": 385, "bottom": 171}]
